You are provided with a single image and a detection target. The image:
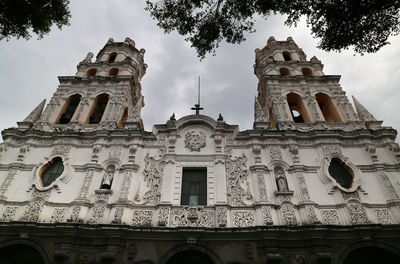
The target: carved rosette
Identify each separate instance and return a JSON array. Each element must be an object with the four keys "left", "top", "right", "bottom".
[
  {"left": 184, "top": 130, "right": 206, "bottom": 152},
  {"left": 170, "top": 207, "right": 215, "bottom": 227},
  {"left": 321, "top": 210, "right": 339, "bottom": 225}
]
